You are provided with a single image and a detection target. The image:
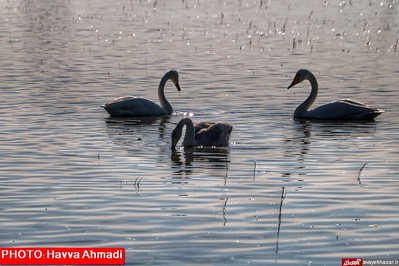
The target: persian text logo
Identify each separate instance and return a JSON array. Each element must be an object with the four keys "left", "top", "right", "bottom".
[{"left": 342, "top": 258, "right": 363, "bottom": 266}]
